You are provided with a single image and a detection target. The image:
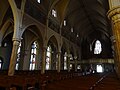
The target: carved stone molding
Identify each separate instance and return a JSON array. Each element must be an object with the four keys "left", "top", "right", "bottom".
[{"left": 107, "top": 6, "right": 120, "bottom": 23}]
